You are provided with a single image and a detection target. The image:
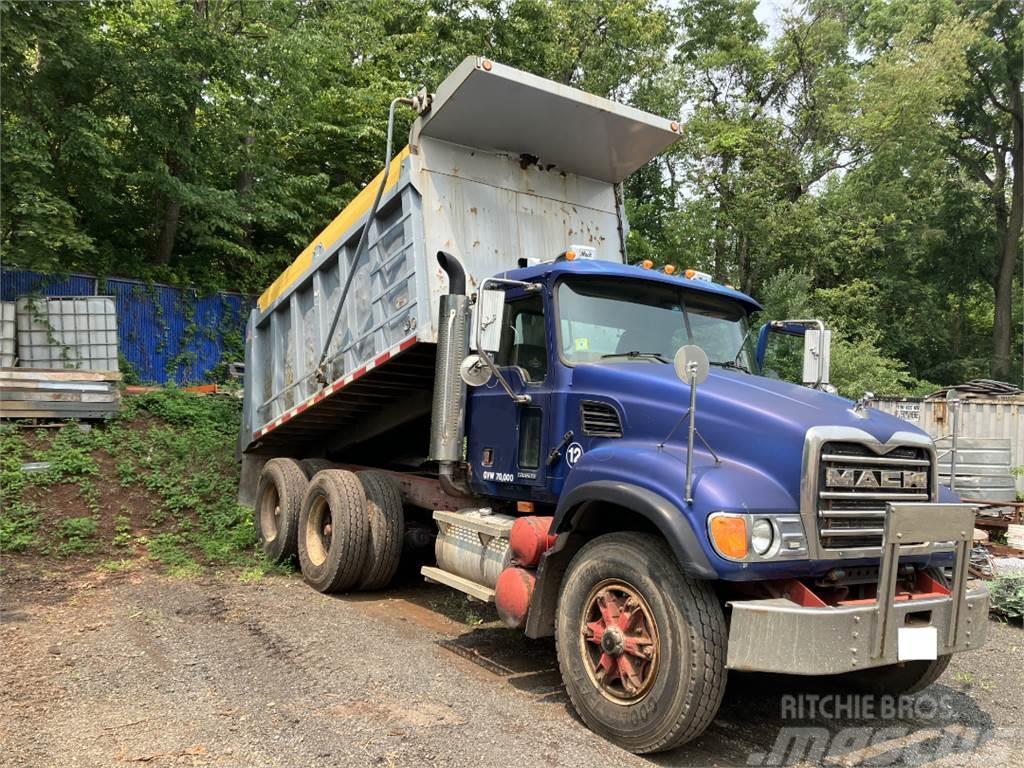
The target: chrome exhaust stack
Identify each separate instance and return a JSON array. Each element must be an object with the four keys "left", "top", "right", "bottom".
[{"left": 430, "top": 251, "right": 471, "bottom": 496}]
